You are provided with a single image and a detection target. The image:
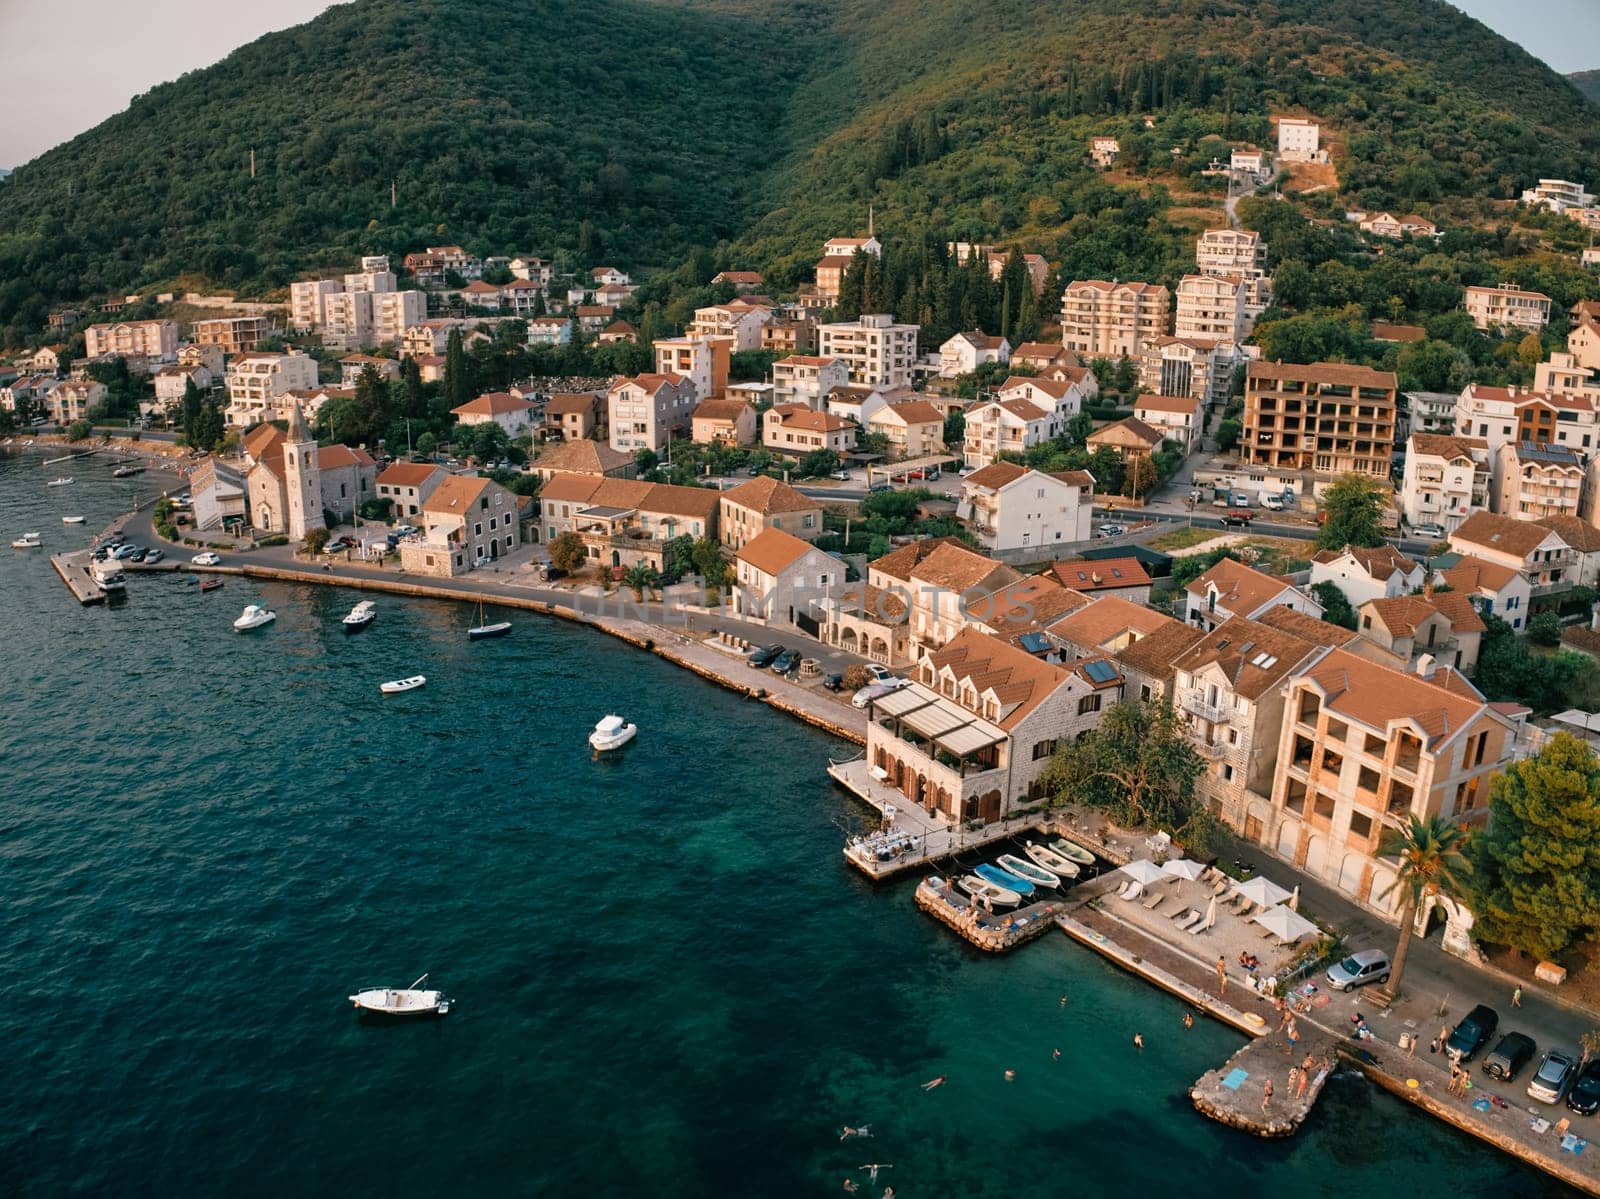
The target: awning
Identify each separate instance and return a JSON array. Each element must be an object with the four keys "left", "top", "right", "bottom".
[
  {"left": 902, "top": 702, "right": 974, "bottom": 740},
  {"left": 936, "top": 720, "right": 1005, "bottom": 757},
  {"left": 874, "top": 686, "right": 937, "bottom": 718}
]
